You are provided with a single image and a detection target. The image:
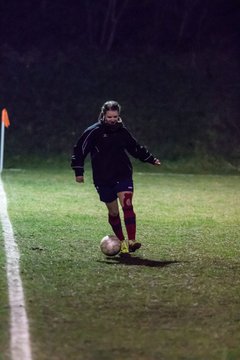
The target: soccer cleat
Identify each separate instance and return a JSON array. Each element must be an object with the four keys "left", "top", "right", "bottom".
[
  {"left": 120, "top": 240, "right": 129, "bottom": 254},
  {"left": 129, "top": 240, "right": 142, "bottom": 252}
]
